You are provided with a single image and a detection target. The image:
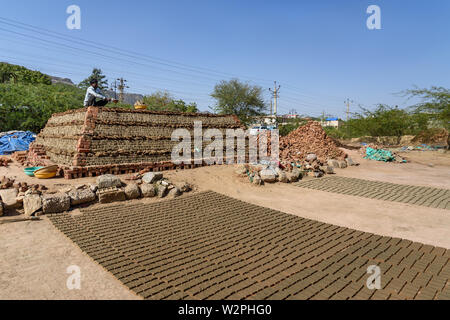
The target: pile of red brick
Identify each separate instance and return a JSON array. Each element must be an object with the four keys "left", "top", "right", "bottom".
[
  {"left": 11, "top": 151, "right": 28, "bottom": 166},
  {"left": 0, "top": 157, "right": 11, "bottom": 167},
  {"left": 280, "top": 121, "right": 347, "bottom": 163}
]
